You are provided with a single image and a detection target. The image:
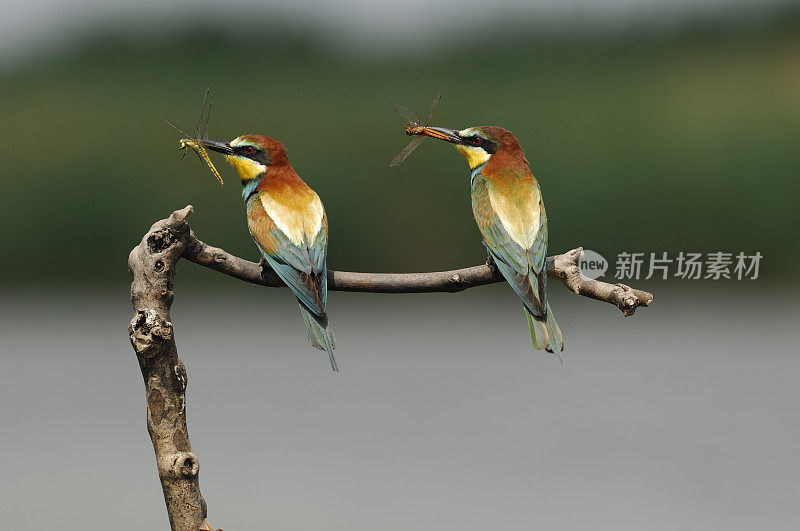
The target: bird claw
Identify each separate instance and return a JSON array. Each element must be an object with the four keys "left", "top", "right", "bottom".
[
  {"left": 258, "top": 257, "right": 273, "bottom": 280},
  {"left": 485, "top": 252, "right": 499, "bottom": 273}
]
